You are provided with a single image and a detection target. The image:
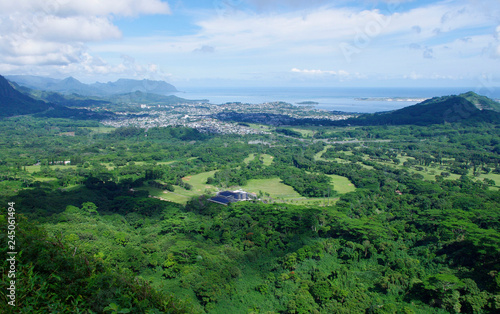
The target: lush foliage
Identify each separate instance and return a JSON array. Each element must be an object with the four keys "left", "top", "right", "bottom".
[
  {"left": 1, "top": 114, "right": 500, "bottom": 313},
  {"left": 0, "top": 215, "right": 193, "bottom": 313}
]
